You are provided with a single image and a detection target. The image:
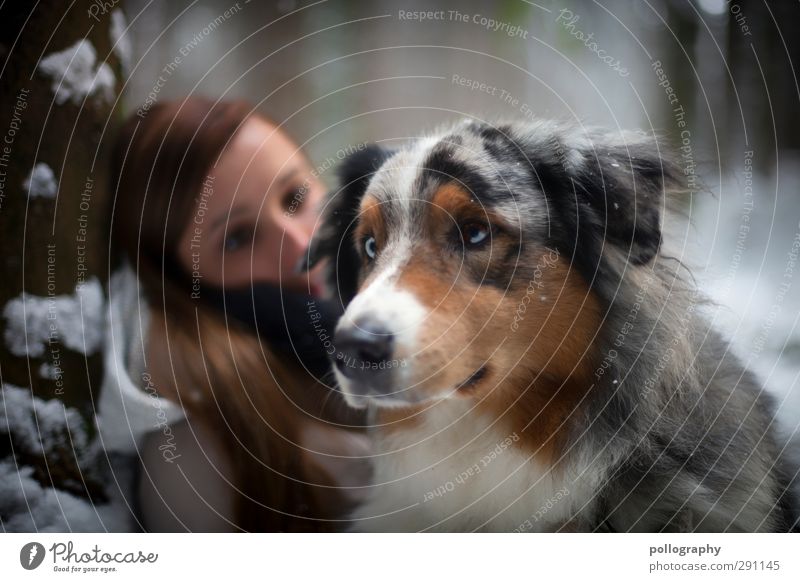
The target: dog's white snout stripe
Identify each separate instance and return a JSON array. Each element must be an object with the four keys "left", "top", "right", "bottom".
[{"left": 338, "top": 261, "right": 427, "bottom": 353}]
